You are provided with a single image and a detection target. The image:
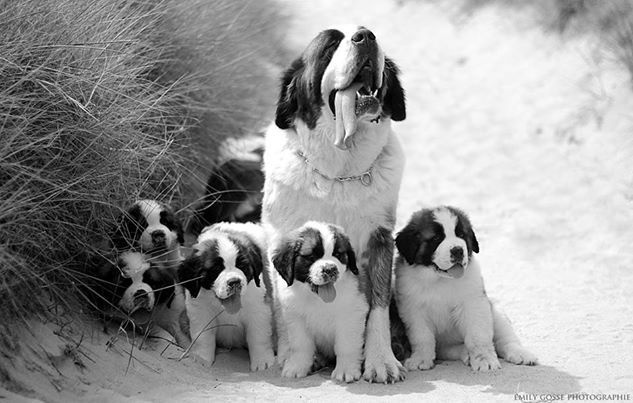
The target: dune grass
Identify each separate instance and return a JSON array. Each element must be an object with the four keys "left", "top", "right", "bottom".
[{"left": 0, "top": 0, "right": 284, "bottom": 326}]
